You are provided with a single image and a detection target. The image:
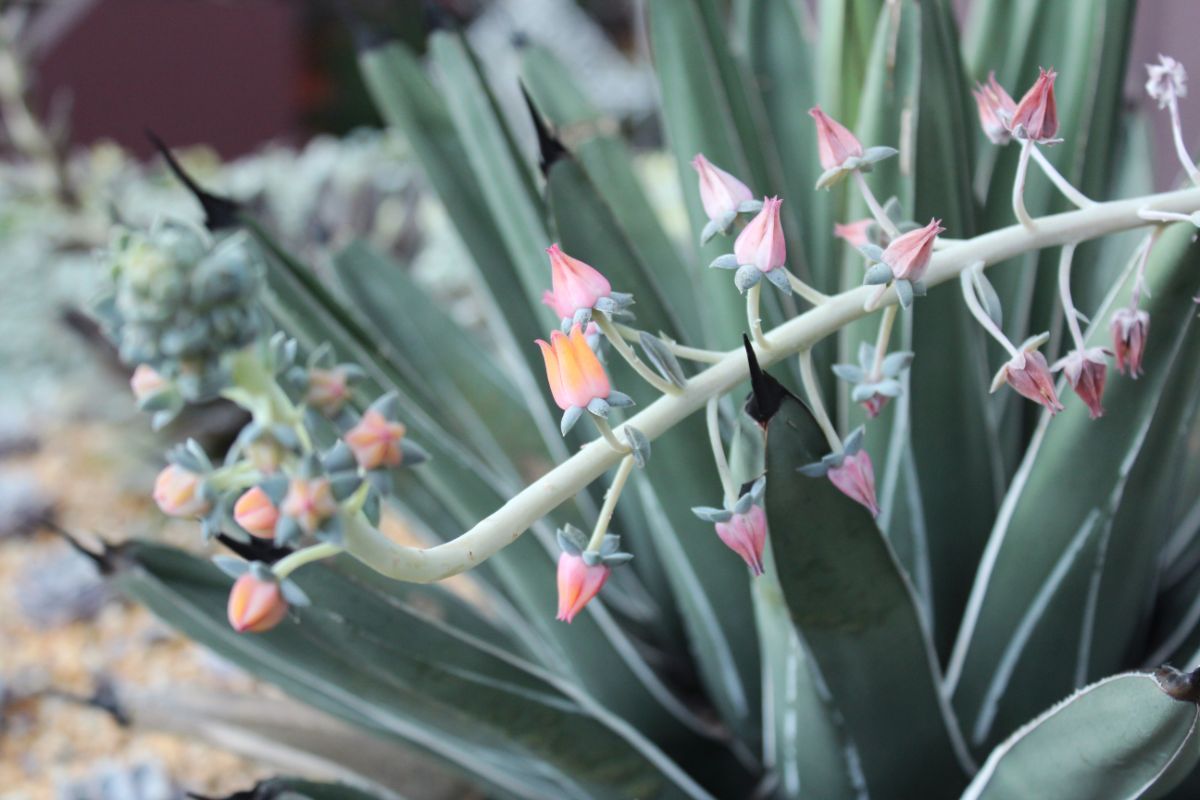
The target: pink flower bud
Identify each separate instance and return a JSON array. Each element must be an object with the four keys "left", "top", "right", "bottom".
[
  {"left": 280, "top": 476, "right": 338, "bottom": 535},
  {"left": 227, "top": 573, "right": 288, "bottom": 634},
  {"left": 882, "top": 218, "right": 944, "bottom": 282},
  {"left": 233, "top": 486, "right": 279, "bottom": 539},
  {"left": 344, "top": 409, "right": 407, "bottom": 470},
  {"left": 1053, "top": 348, "right": 1109, "bottom": 420},
  {"left": 691, "top": 153, "right": 754, "bottom": 224},
  {"left": 834, "top": 218, "right": 874, "bottom": 249},
  {"left": 537, "top": 324, "right": 612, "bottom": 411},
  {"left": 542, "top": 244, "right": 613, "bottom": 322},
  {"left": 1146, "top": 55, "right": 1187, "bottom": 110},
  {"left": 828, "top": 450, "right": 879, "bottom": 517},
  {"left": 714, "top": 505, "right": 768, "bottom": 576},
  {"left": 1011, "top": 67, "right": 1059, "bottom": 142},
  {"left": 1001, "top": 349, "right": 1064, "bottom": 414},
  {"left": 861, "top": 393, "right": 889, "bottom": 419},
  {"left": 809, "top": 106, "right": 864, "bottom": 170},
  {"left": 306, "top": 367, "right": 351, "bottom": 416},
  {"left": 555, "top": 552, "right": 610, "bottom": 623},
  {"left": 973, "top": 72, "right": 1017, "bottom": 145},
  {"left": 734, "top": 197, "right": 786, "bottom": 273},
  {"left": 130, "top": 364, "right": 168, "bottom": 402},
  {"left": 153, "top": 464, "right": 210, "bottom": 518},
  {"left": 1111, "top": 307, "right": 1150, "bottom": 378}
]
